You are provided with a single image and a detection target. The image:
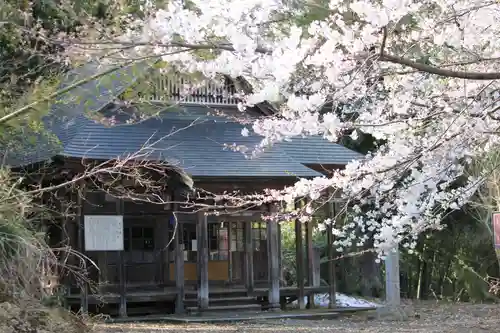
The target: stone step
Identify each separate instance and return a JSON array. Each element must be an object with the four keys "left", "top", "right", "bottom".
[
  {"left": 212, "top": 296, "right": 258, "bottom": 304},
  {"left": 107, "top": 305, "right": 166, "bottom": 317},
  {"left": 185, "top": 291, "right": 249, "bottom": 299},
  {"left": 185, "top": 296, "right": 257, "bottom": 305},
  {"left": 186, "top": 303, "right": 262, "bottom": 314}
]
